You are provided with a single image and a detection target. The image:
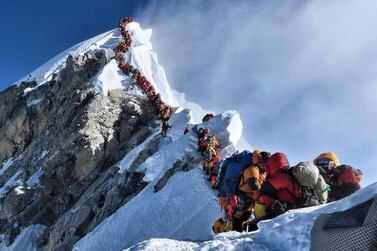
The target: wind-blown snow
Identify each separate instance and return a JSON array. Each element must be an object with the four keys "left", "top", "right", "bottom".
[
  {"left": 0, "top": 225, "right": 46, "bottom": 251},
  {"left": 4, "top": 16, "right": 375, "bottom": 251},
  {"left": 172, "top": 90, "right": 210, "bottom": 124}
]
